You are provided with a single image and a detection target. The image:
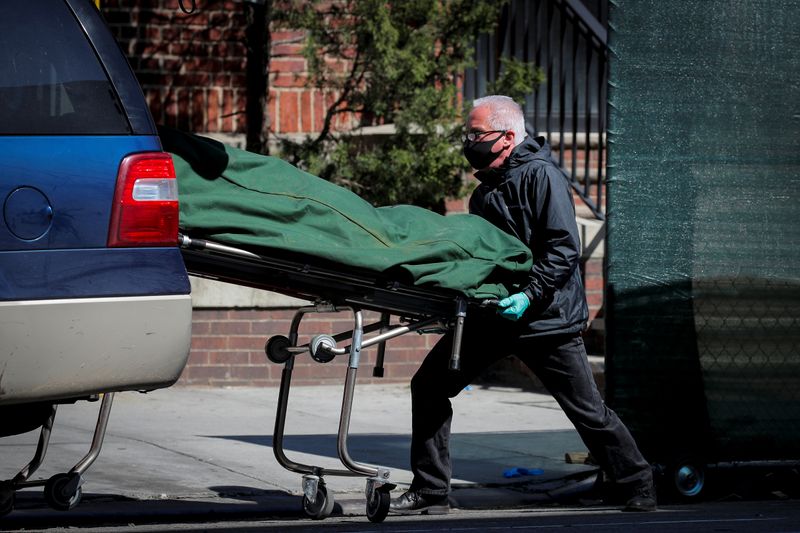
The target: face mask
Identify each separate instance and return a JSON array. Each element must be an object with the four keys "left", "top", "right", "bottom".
[{"left": 463, "top": 132, "right": 505, "bottom": 170}]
